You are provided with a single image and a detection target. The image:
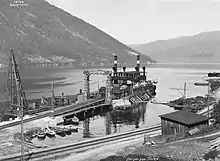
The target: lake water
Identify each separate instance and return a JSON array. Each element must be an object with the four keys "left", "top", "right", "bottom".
[{"left": 0, "top": 64, "right": 220, "bottom": 147}]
